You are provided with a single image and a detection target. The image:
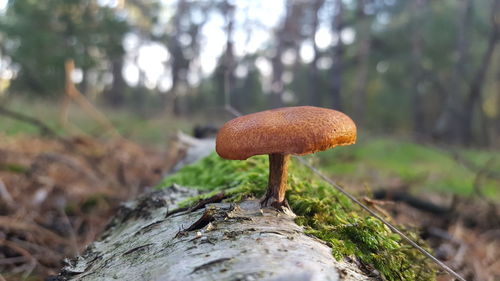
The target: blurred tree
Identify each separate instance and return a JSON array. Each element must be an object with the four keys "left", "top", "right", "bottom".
[
  {"left": 270, "top": 0, "right": 307, "bottom": 108},
  {"left": 352, "top": 0, "right": 374, "bottom": 127},
  {"left": 409, "top": 0, "right": 428, "bottom": 139},
  {"left": 434, "top": 0, "right": 473, "bottom": 143},
  {"left": 0, "top": 0, "right": 128, "bottom": 98},
  {"left": 0, "top": 0, "right": 498, "bottom": 147},
  {"left": 329, "top": 0, "right": 344, "bottom": 110},
  {"left": 217, "top": 0, "right": 237, "bottom": 111},
  {"left": 308, "top": 0, "right": 325, "bottom": 107},
  {"left": 461, "top": 0, "right": 499, "bottom": 144}
]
